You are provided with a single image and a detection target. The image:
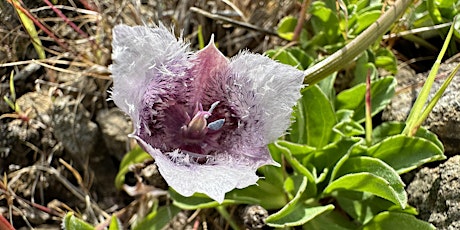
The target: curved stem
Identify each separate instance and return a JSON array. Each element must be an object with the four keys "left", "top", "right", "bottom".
[{"left": 303, "top": 0, "right": 413, "bottom": 85}]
